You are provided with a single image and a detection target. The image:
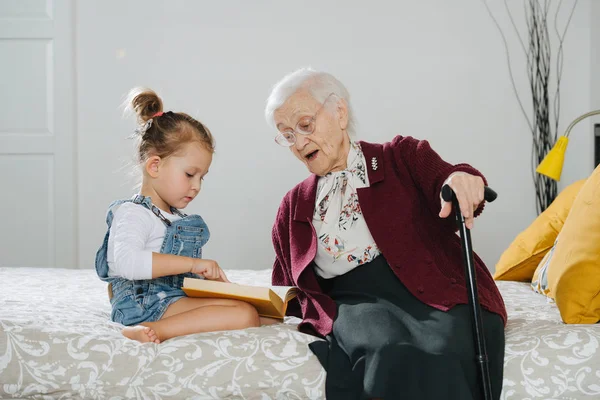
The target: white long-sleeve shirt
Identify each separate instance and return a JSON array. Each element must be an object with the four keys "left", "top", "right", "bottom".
[{"left": 107, "top": 202, "right": 182, "bottom": 280}]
